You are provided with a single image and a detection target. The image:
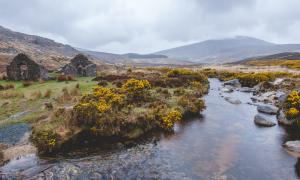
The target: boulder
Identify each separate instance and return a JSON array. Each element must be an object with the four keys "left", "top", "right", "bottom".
[
  {"left": 273, "top": 78, "right": 284, "bottom": 86},
  {"left": 224, "top": 79, "right": 241, "bottom": 86},
  {"left": 257, "top": 104, "right": 278, "bottom": 114},
  {"left": 225, "top": 97, "right": 241, "bottom": 104},
  {"left": 283, "top": 140, "right": 300, "bottom": 153},
  {"left": 221, "top": 85, "right": 234, "bottom": 92},
  {"left": 254, "top": 114, "right": 276, "bottom": 126},
  {"left": 252, "top": 83, "right": 262, "bottom": 91},
  {"left": 277, "top": 109, "right": 293, "bottom": 125},
  {"left": 239, "top": 87, "right": 253, "bottom": 92}
]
